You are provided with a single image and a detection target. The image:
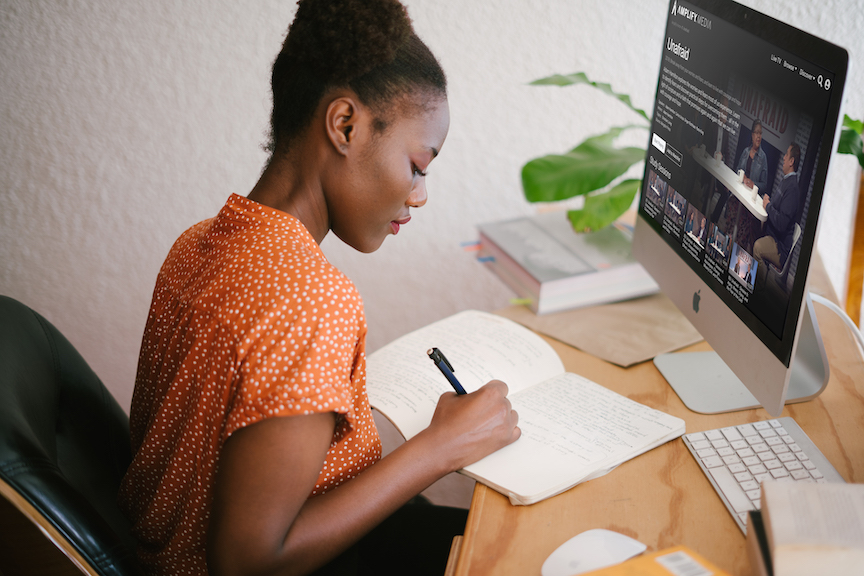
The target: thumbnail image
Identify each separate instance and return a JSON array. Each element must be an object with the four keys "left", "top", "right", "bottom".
[
  {"left": 646, "top": 169, "right": 668, "bottom": 208},
  {"left": 729, "top": 243, "right": 757, "bottom": 292},
  {"left": 707, "top": 223, "right": 731, "bottom": 265},
  {"left": 664, "top": 188, "right": 686, "bottom": 229},
  {"left": 684, "top": 205, "right": 707, "bottom": 247}
]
